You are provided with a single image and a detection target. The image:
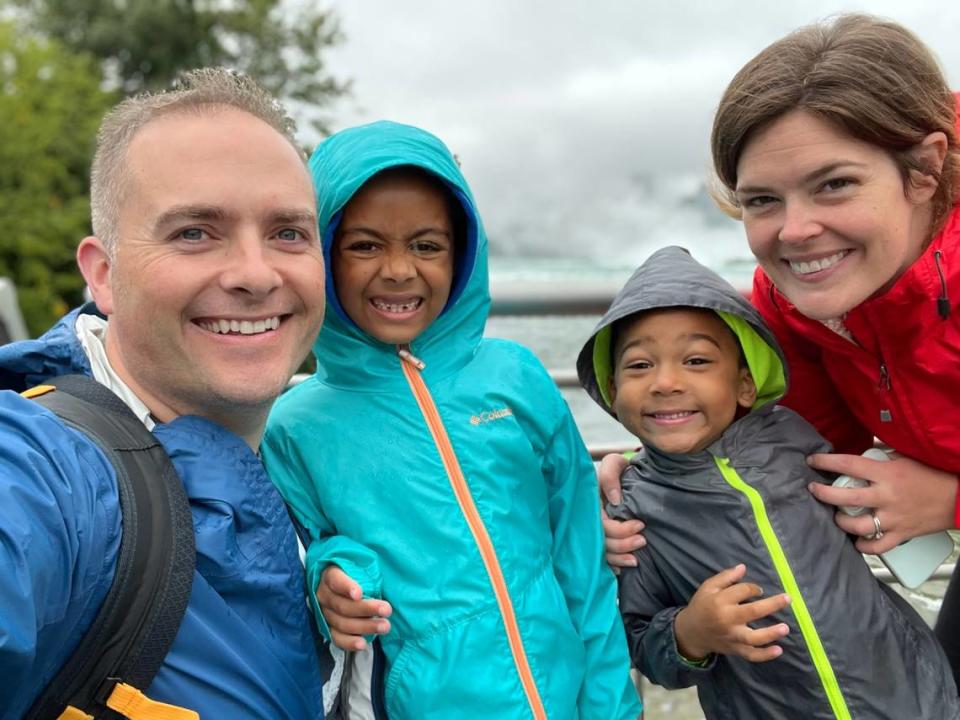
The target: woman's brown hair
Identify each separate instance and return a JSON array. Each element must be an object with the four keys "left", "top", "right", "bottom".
[{"left": 711, "top": 13, "right": 959, "bottom": 235}]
